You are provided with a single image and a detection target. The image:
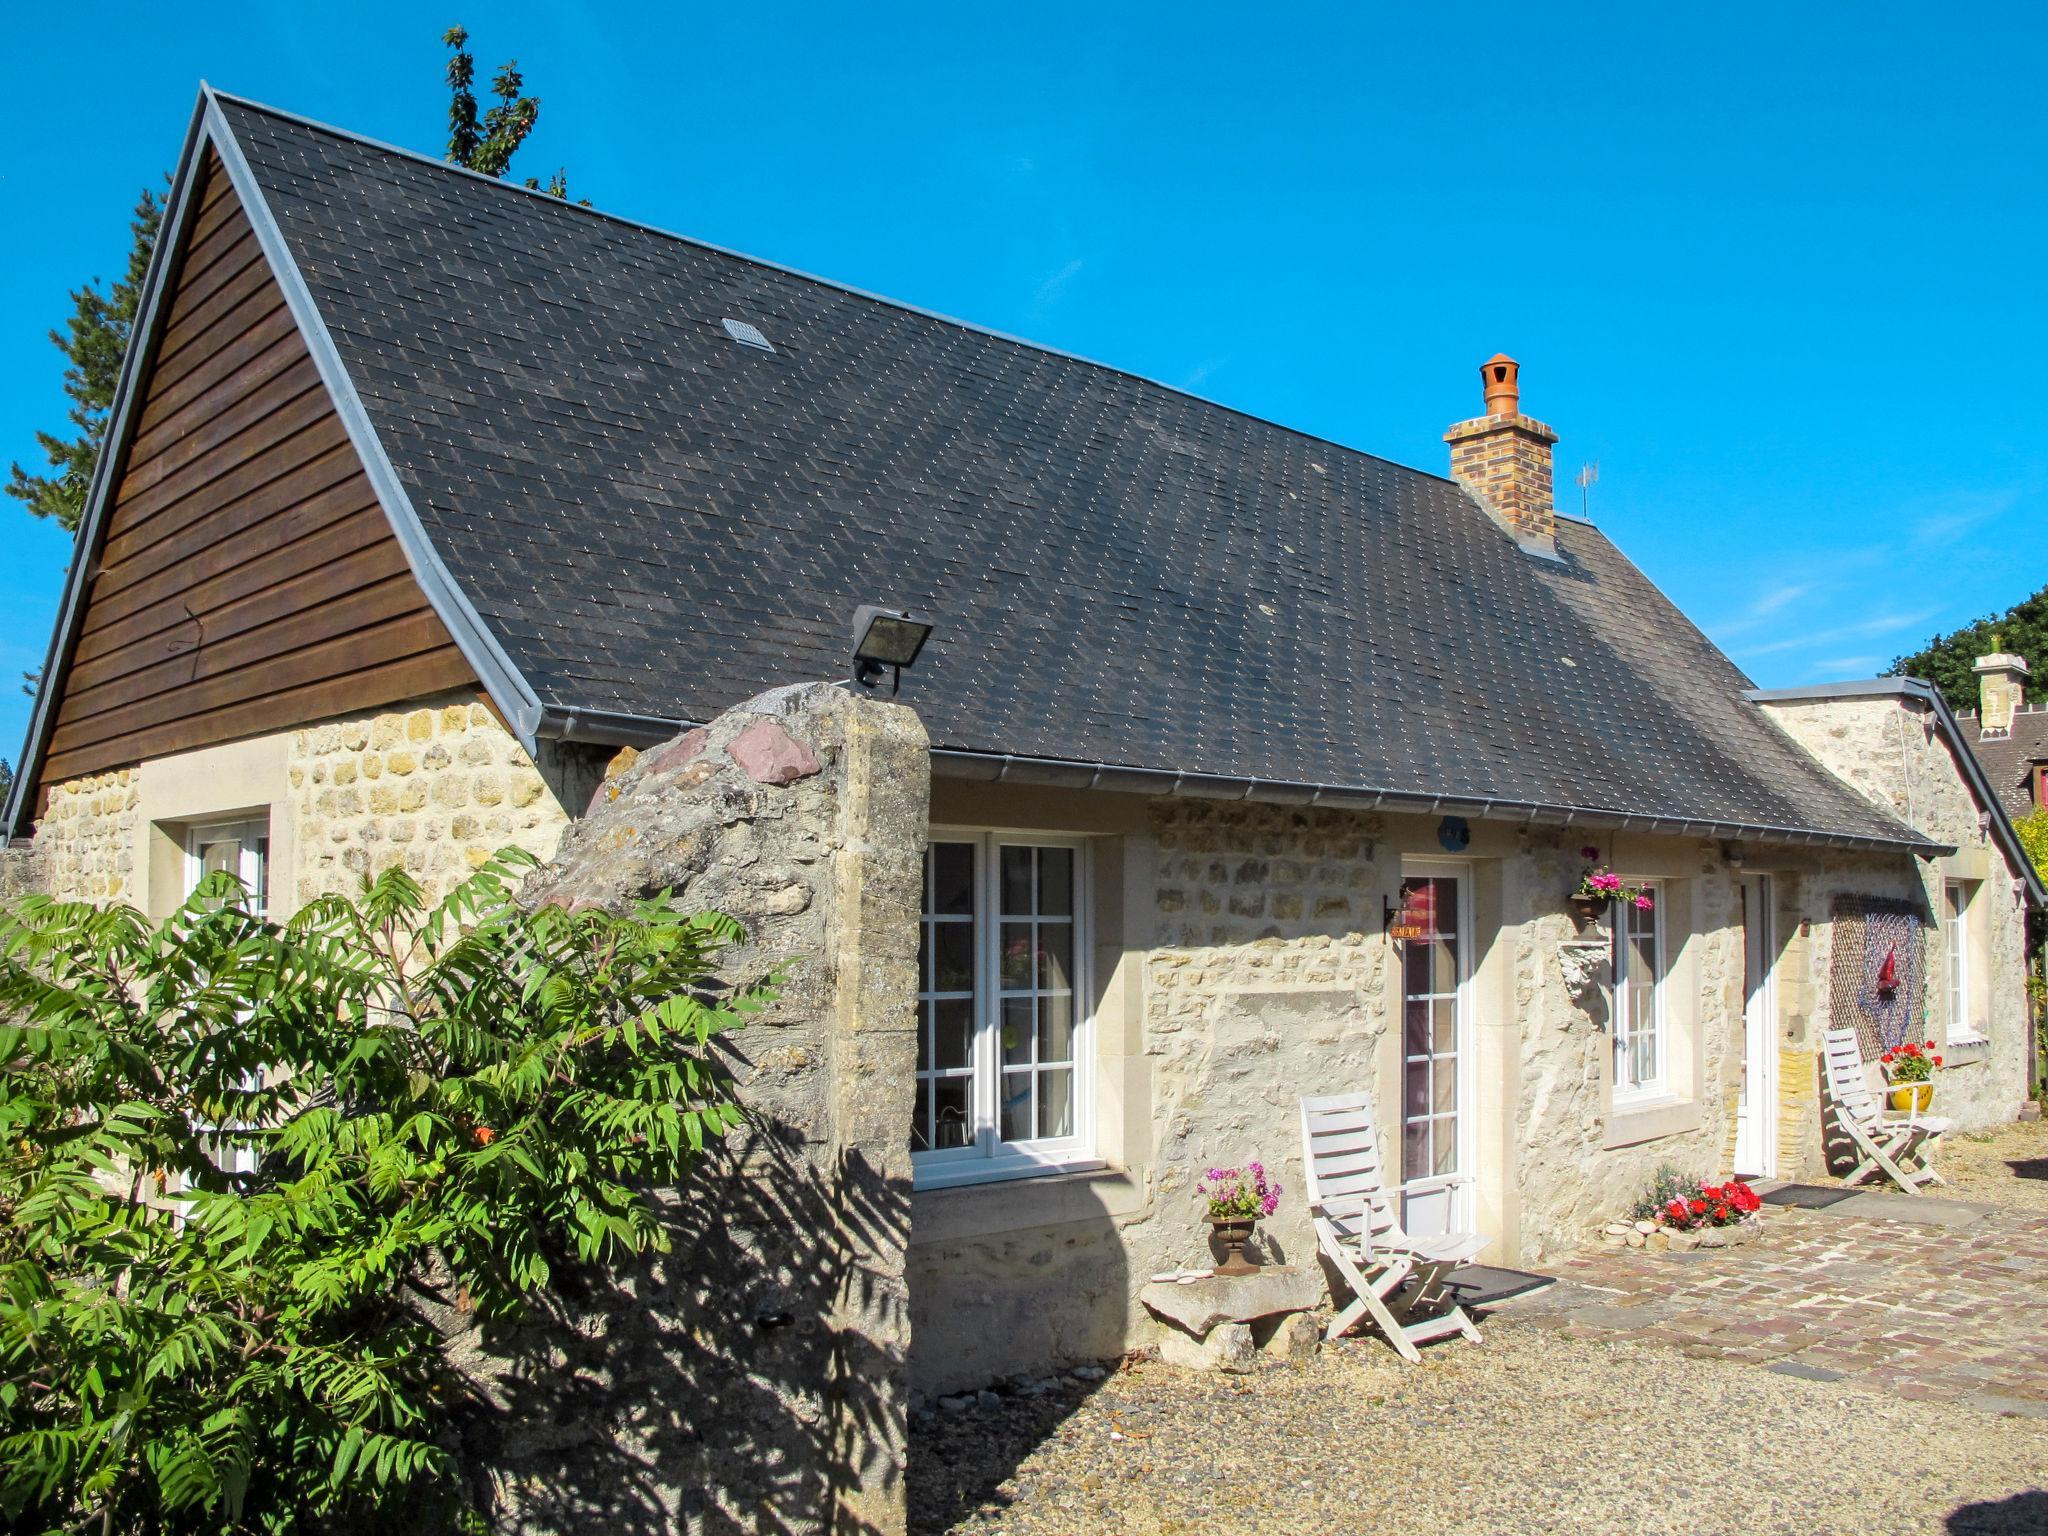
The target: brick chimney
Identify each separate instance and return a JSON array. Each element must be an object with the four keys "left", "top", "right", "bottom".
[
  {"left": 1973, "top": 647, "right": 2029, "bottom": 736},
  {"left": 1445, "top": 354, "right": 1560, "bottom": 557}
]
